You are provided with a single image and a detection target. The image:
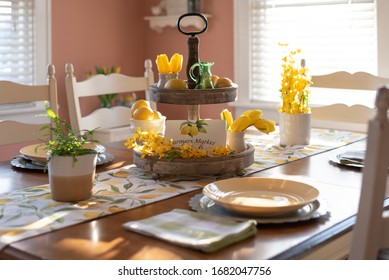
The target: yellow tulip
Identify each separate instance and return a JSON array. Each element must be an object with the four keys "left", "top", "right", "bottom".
[
  {"left": 254, "top": 119, "right": 276, "bottom": 134},
  {"left": 242, "top": 109, "right": 263, "bottom": 125},
  {"left": 220, "top": 109, "right": 233, "bottom": 130},
  {"left": 156, "top": 54, "right": 170, "bottom": 74},
  {"left": 230, "top": 115, "right": 251, "bottom": 132},
  {"left": 156, "top": 53, "right": 183, "bottom": 74},
  {"left": 169, "top": 53, "right": 183, "bottom": 73}
]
